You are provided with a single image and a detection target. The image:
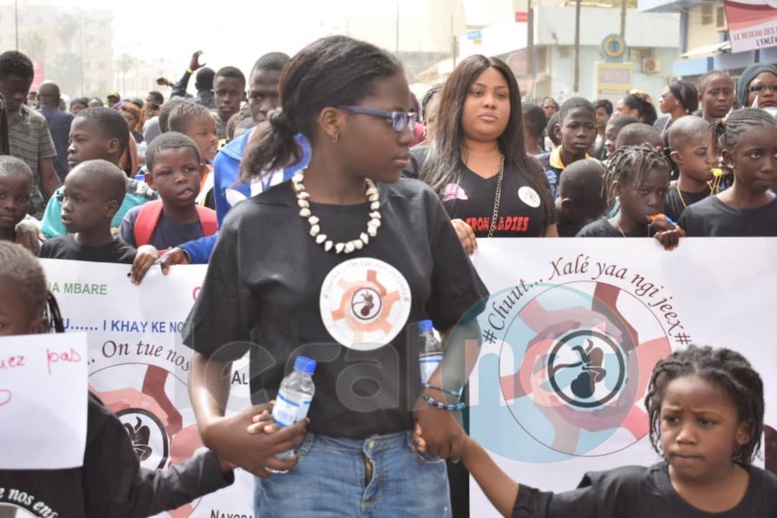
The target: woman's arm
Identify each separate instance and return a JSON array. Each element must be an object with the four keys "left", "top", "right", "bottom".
[{"left": 189, "top": 352, "right": 305, "bottom": 477}]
